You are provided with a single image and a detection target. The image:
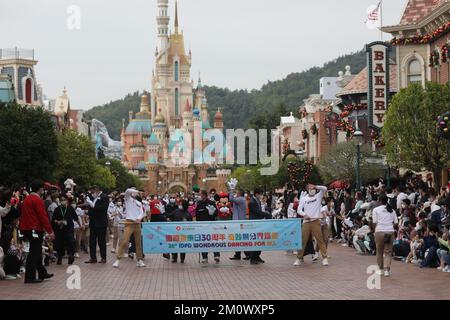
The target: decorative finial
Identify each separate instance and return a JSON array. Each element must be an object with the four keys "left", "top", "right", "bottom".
[
  {"left": 198, "top": 72, "right": 202, "bottom": 88},
  {"left": 174, "top": 0, "right": 179, "bottom": 34}
]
